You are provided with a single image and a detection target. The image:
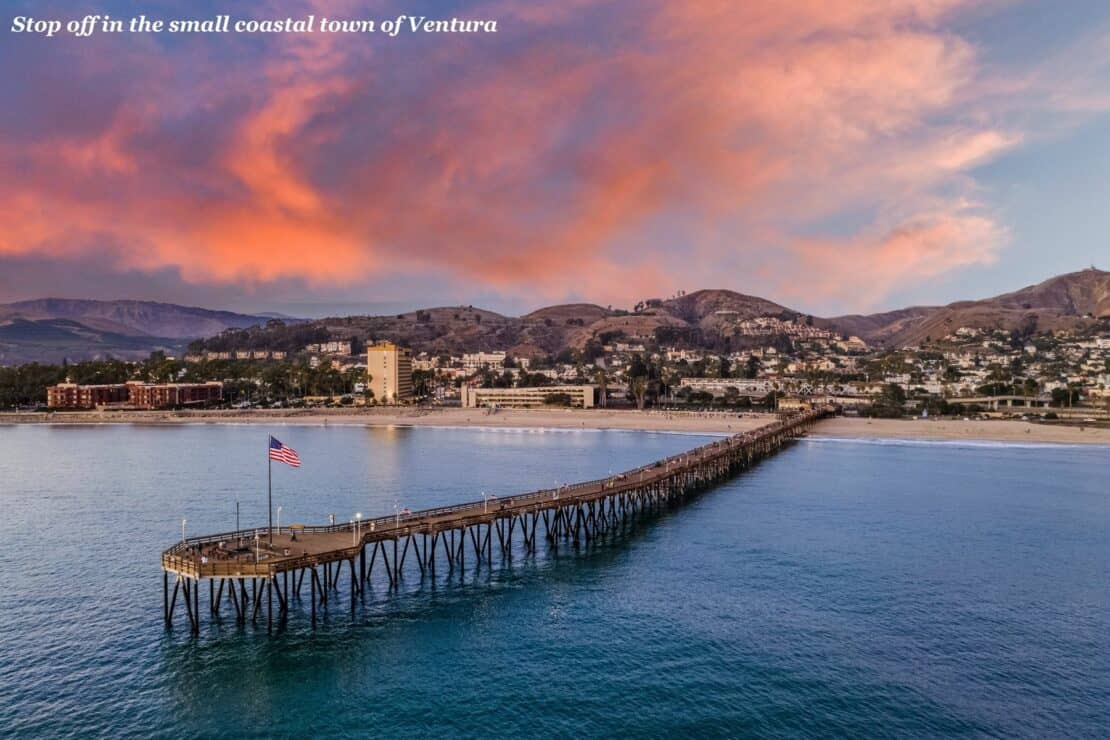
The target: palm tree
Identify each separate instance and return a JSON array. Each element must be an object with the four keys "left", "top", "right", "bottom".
[
  {"left": 630, "top": 376, "right": 648, "bottom": 410},
  {"left": 594, "top": 368, "right": 608, "bottom": 408}
]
